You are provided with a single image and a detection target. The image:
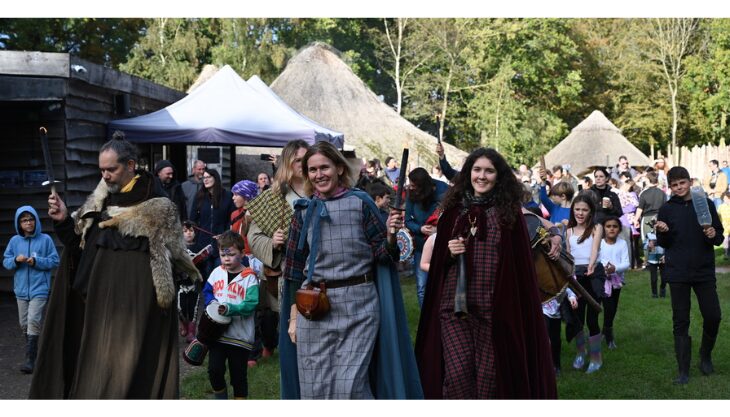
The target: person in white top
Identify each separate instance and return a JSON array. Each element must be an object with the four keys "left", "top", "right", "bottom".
[
  {"left": 599, "top": 216, "right": 630, "bottom": 350},
  {"left": 566, "top": 192, "right": 605, "bottom": 374}
]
